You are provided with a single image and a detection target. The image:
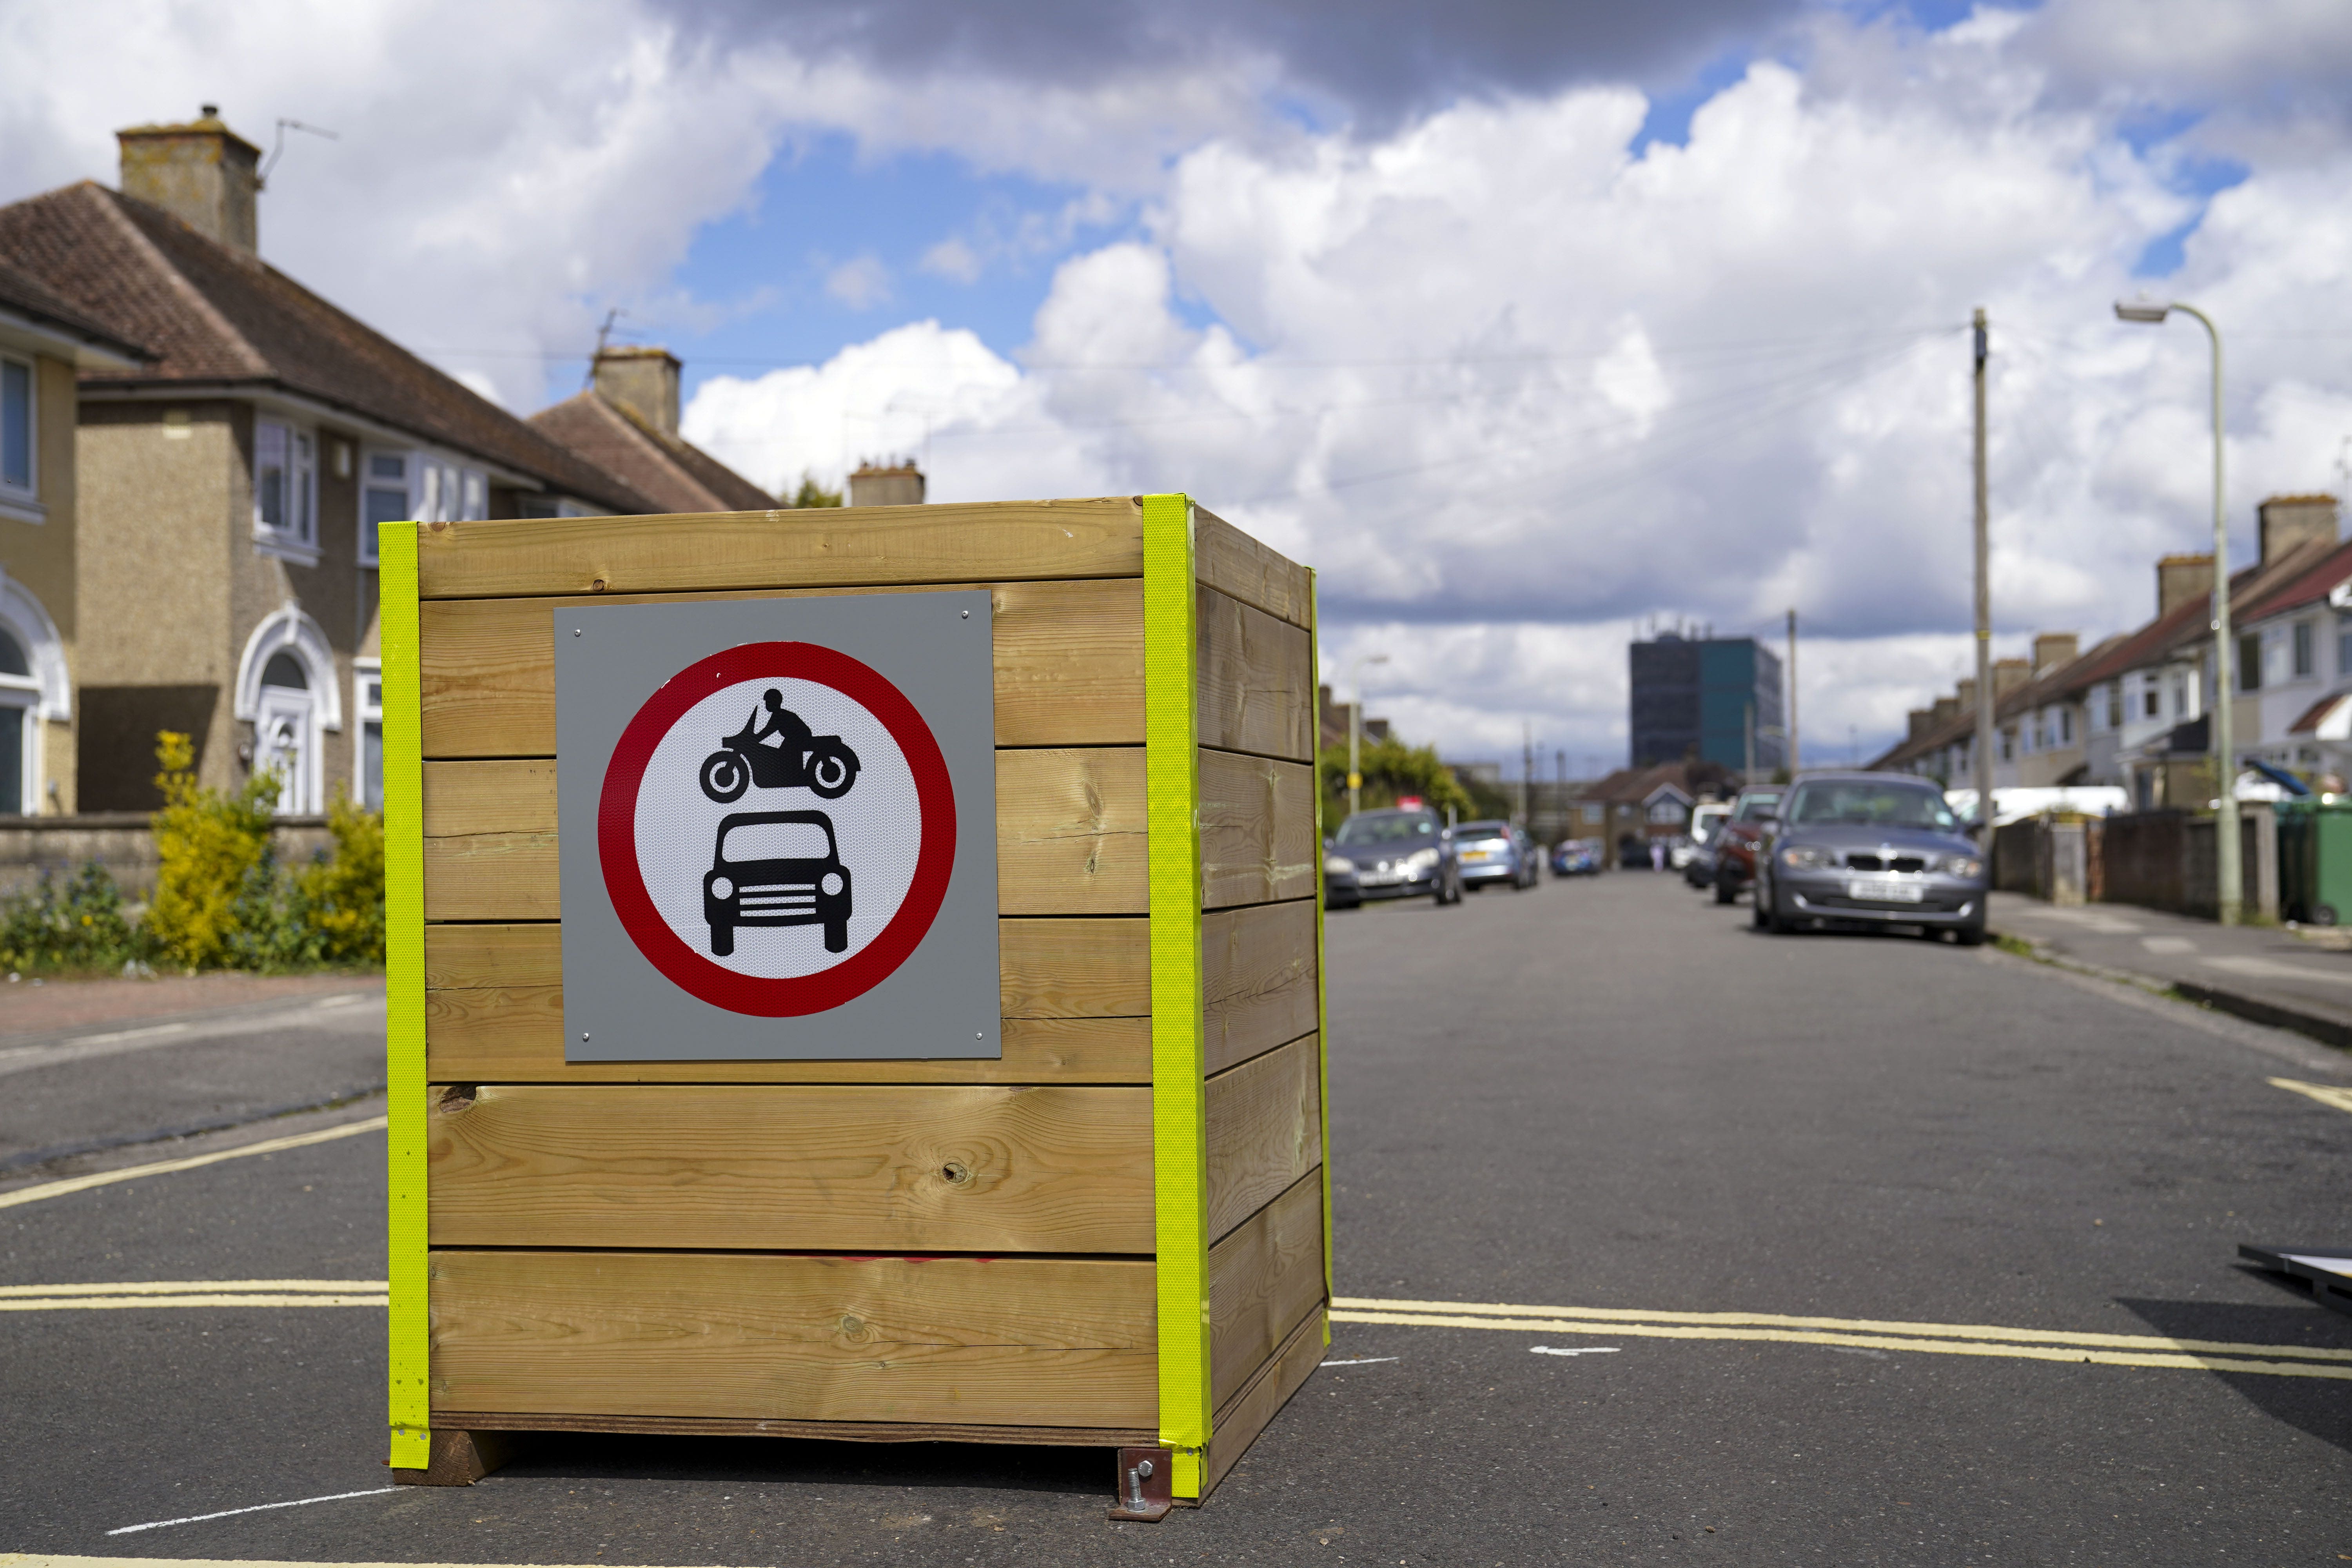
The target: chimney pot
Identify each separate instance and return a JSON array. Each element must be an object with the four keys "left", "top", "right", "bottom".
[
  {"left": 118, "top": 109, "right": 260, "bottom": 252},
  {"left": 592, "top": 345, "right": 682, "bottom": 438},
  {"left": 2258, "top": 494, "right": 2339, "bottom": 567},
  {"left": 848, "top": 459, "right": 926, "bottom": 507},
  {"left": 2031, "top": 632, "right": 2080, "bottom": 675},
  {"left": 2156, "top": 553, "right": 2215, "bottom": 618}
]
